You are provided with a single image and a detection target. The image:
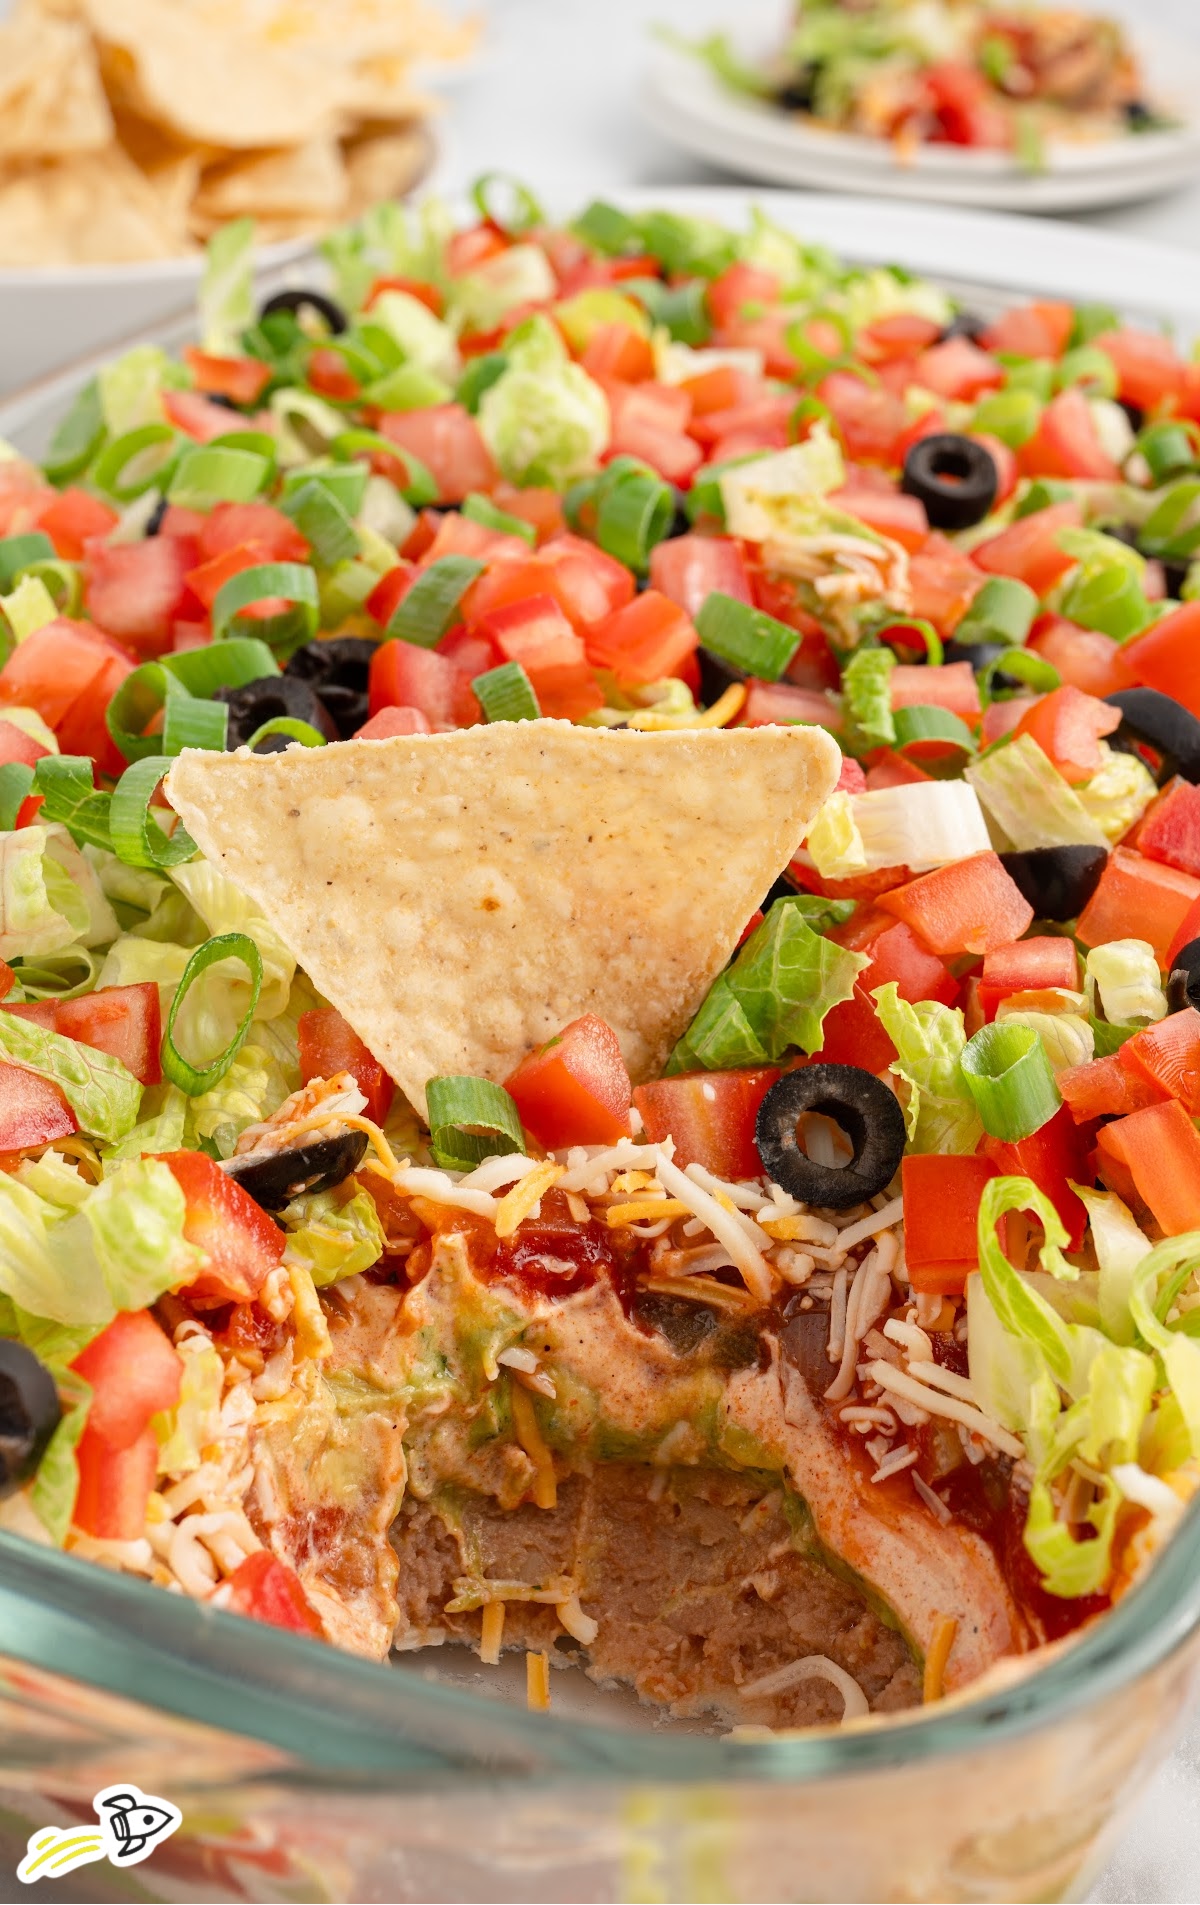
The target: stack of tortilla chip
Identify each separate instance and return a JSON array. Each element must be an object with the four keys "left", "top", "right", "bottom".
[{"left": 0, "top": 0, "right": 471, "bottom": 266}]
